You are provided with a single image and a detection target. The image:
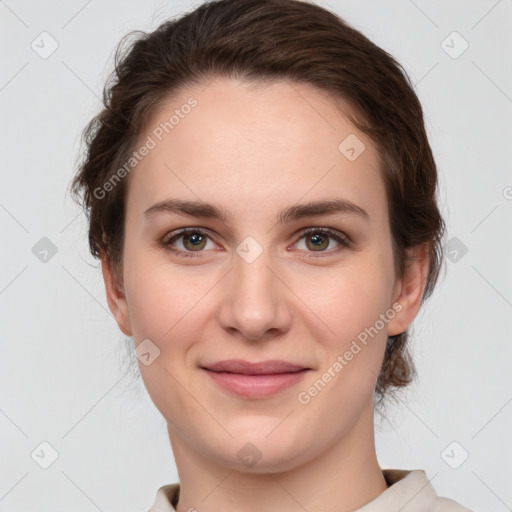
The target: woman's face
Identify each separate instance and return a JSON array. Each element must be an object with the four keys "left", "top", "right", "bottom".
[{"left": 103, "top": 77, "right": 420, "bottom": 472}]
